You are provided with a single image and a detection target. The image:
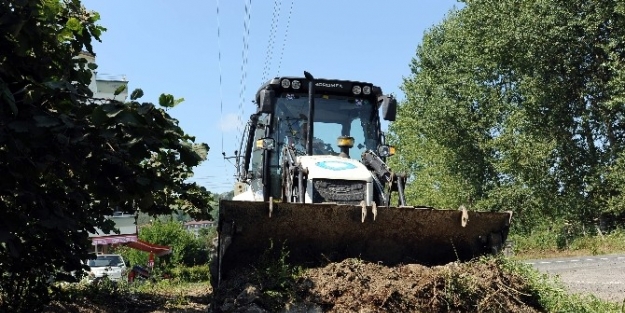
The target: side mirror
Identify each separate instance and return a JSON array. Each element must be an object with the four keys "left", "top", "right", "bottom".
[
  {"left": 380, "top": 95, "right": 397, "bottom": 121},
  {"left": 258, "top": 89, "right": 275, "bottom": 113},
  {"left": 377, "top": 144, "right": 396, "bottom": 157},
  {"left": 256, "top": 137, "right": 275, "bottom": 150}
]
